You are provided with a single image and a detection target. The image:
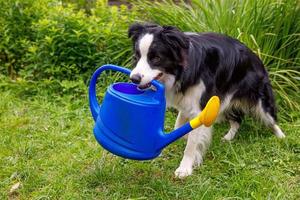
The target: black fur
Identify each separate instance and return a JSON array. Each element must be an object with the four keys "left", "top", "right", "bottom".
[{"left": 128, "top": 23, "right": 277, "bottom": 123}]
